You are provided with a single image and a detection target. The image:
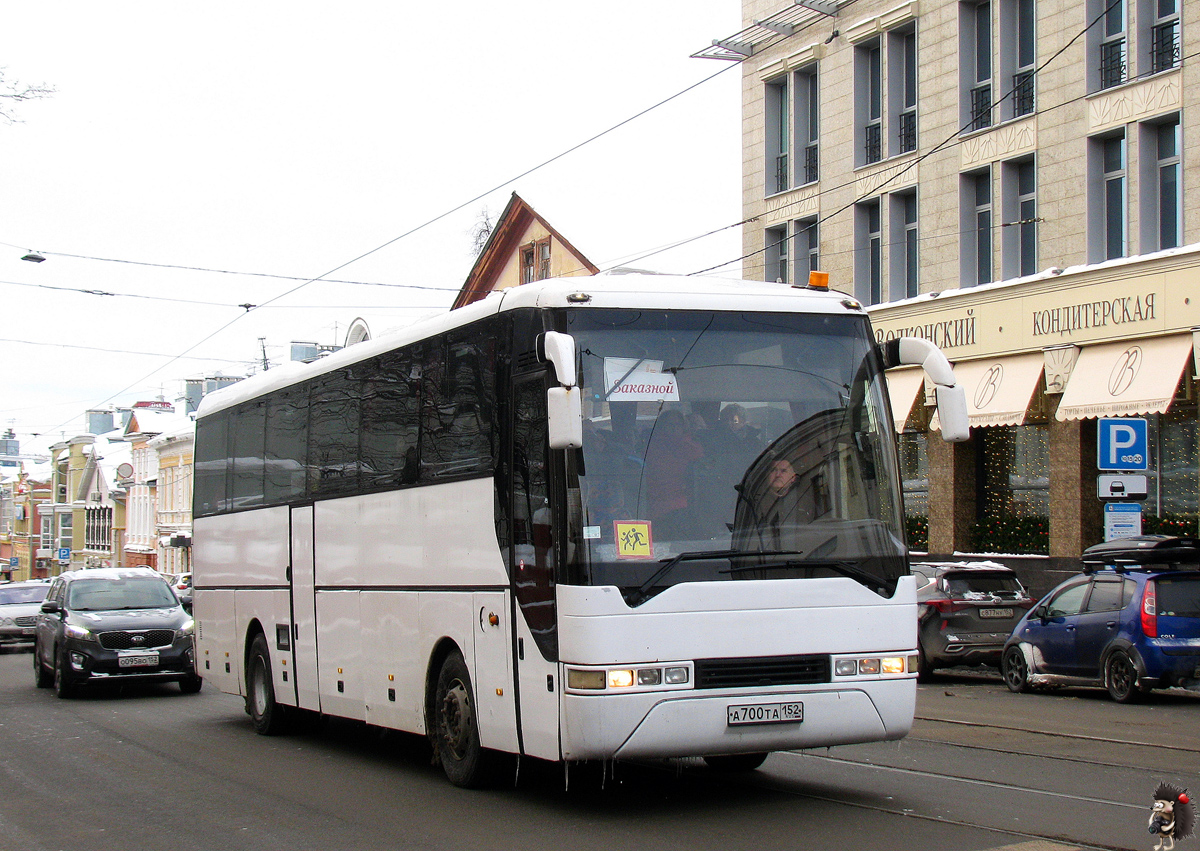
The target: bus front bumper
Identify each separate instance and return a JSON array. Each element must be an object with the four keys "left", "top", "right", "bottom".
[{"left": 560, "top": 680, "right": 915, "bottom": 761}]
